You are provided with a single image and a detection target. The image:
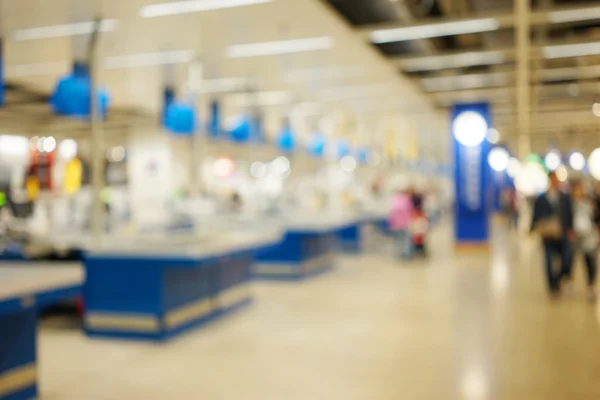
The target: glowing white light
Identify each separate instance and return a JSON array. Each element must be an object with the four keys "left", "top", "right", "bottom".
[
  {"left": 340, "top": 155, "right": 357, "bottom": 172},
  {"left": 271, "top": 156, "right": 290, "bottom": 175},
  {"left": 488, "top": 147, "right": 509, "bottom": 172},
  {"left": 544, "top": 151, "right": 561, "bottom": 171},
  {"left": 29, "top": 136, "right": 39, "bottom": 151},
  {"left": 515, "top": 162, "right": 548, "bottom": 196},
  {"left": 589, "top": 148, "right": 600, "bottom": 180},
  {"left": 12, "top": 20, "right": 118, "bottom": 41},
  {"left": 0, "top": 135, "right": 29, "bottom": 157},
  {"left": 556, "top": 165, "right": 568, "bottom": 182},
  {"left": 507, "top": 157, "right": 520, "bottom": 178},
  {"left": 107, "top": 146, "right": 126, "bottom": 162},
  {"left": 42, "top": 136, "right": 56, "bottom": 153},
  {"left": 370, "top": 18, "right": 499, "bottom": 44},
  {"left": 58, "top": 139, "right": 78, "bottom": 160},
  {"left": 569, "top": 151, "right": 585, "bottom": 171},
  {"left": 141, "top": 0, "right": 272, "bottom": 18},
  {"left": 593, "top": 103, "right": 600, "bottom": 117},
  {"left": 226, "top": 37, "right": 334, "bottom": 58},
  {"left": 104, "top": 50, "right": 194, "bottom": 69},
  {"left": 452, "top": 111, "right": 487, "bottom": 147},
  {"left": 213, "top": 158, "right": 235, "bottom": 177},
  {"left": 250, "top": 161, "right": 267, "bottom": 179},
  {"left": 487, "top": 128, "right": 500, "bottom": 144}
]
